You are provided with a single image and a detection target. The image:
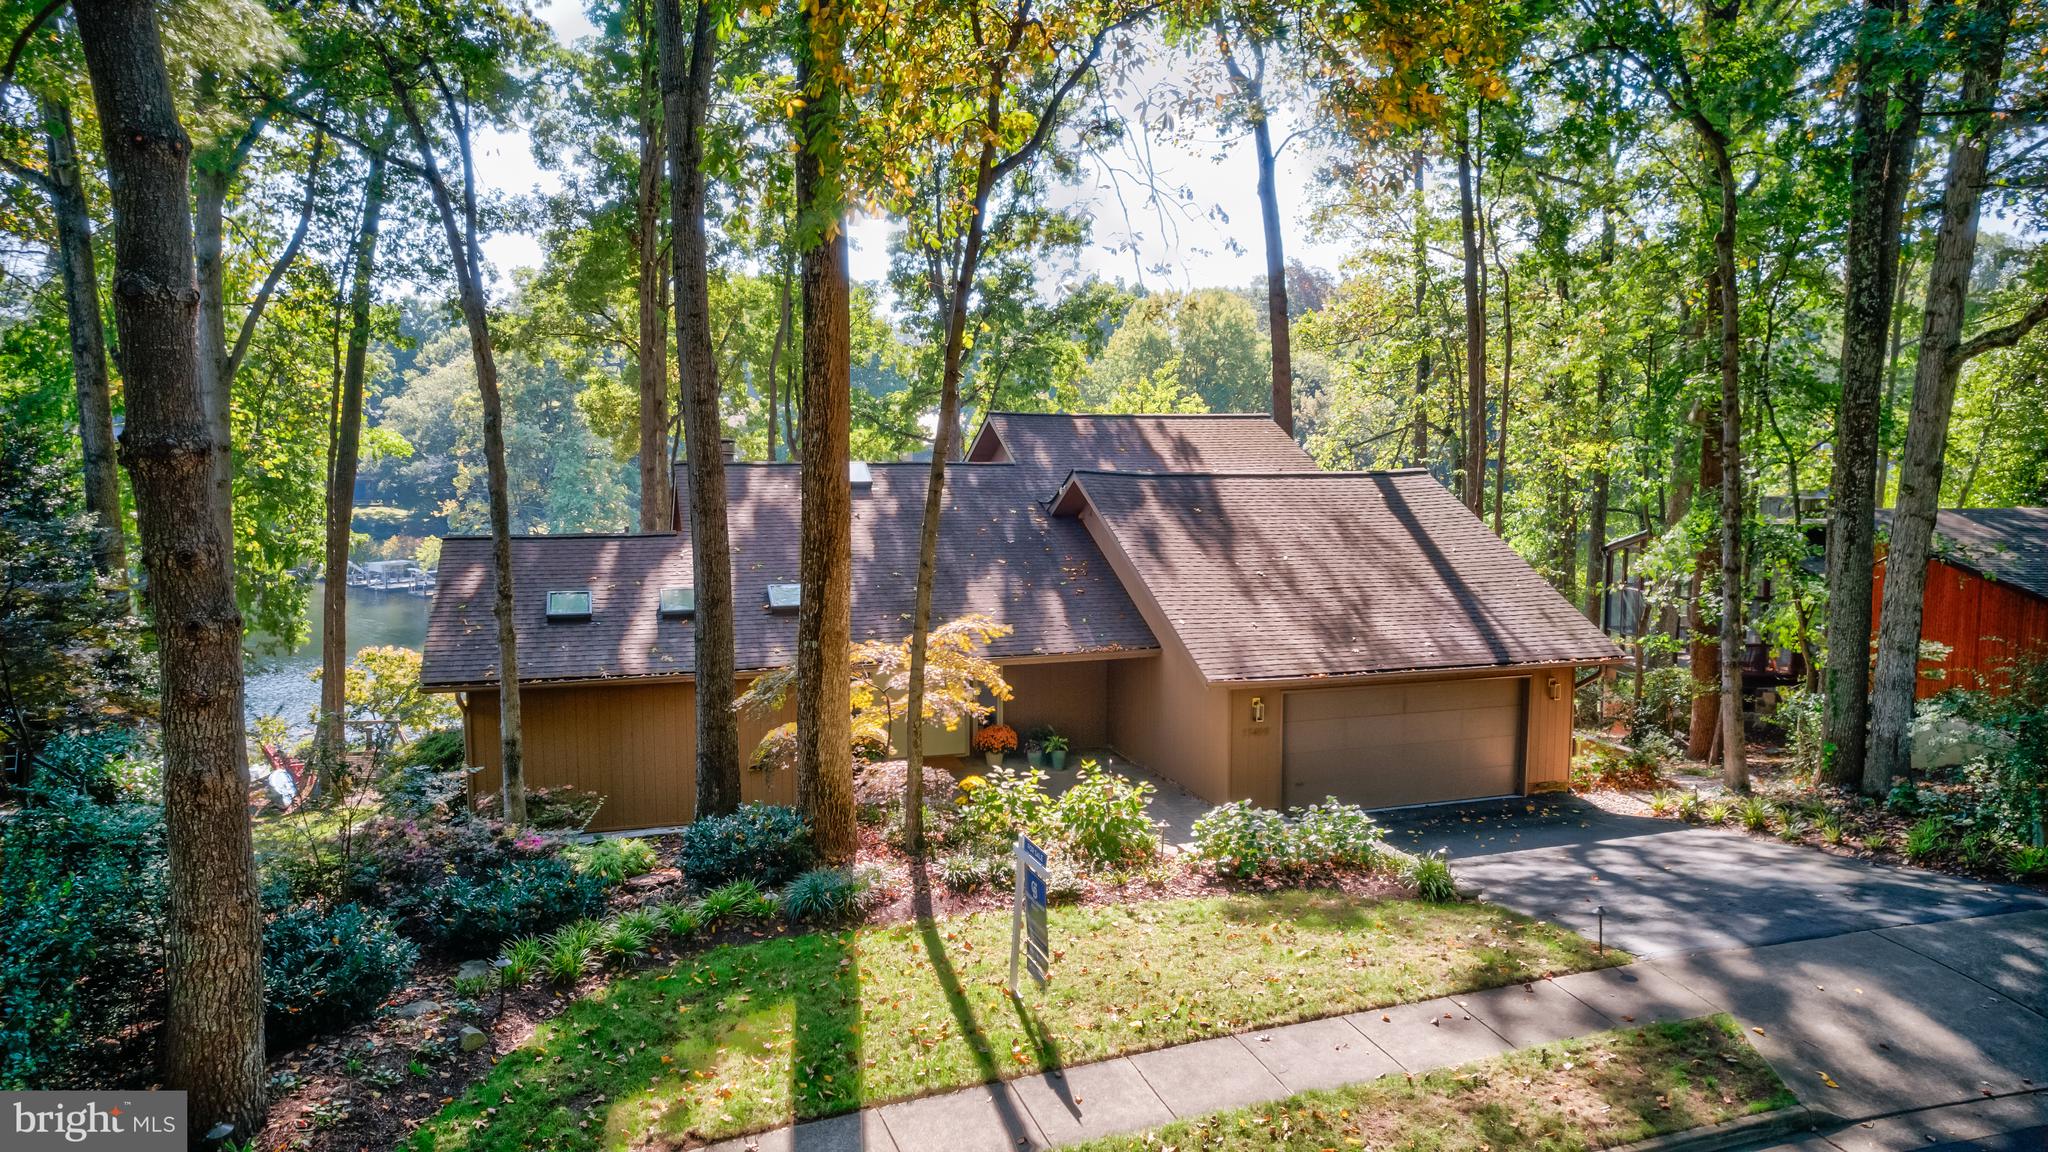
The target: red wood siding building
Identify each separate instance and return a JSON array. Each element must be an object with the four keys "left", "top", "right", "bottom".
[{"left": 1872, "top": 508, "right": 2048, "bottom": 698}]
